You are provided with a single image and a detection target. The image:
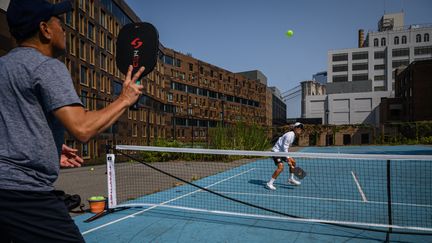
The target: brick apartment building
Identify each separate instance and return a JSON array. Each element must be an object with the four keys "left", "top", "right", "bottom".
[
  {"left": 380, "top": 59, "right": 432, "bottom": 123},
  {"left": 0, "top": 0, "right": 271, "bottom": 161}
]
